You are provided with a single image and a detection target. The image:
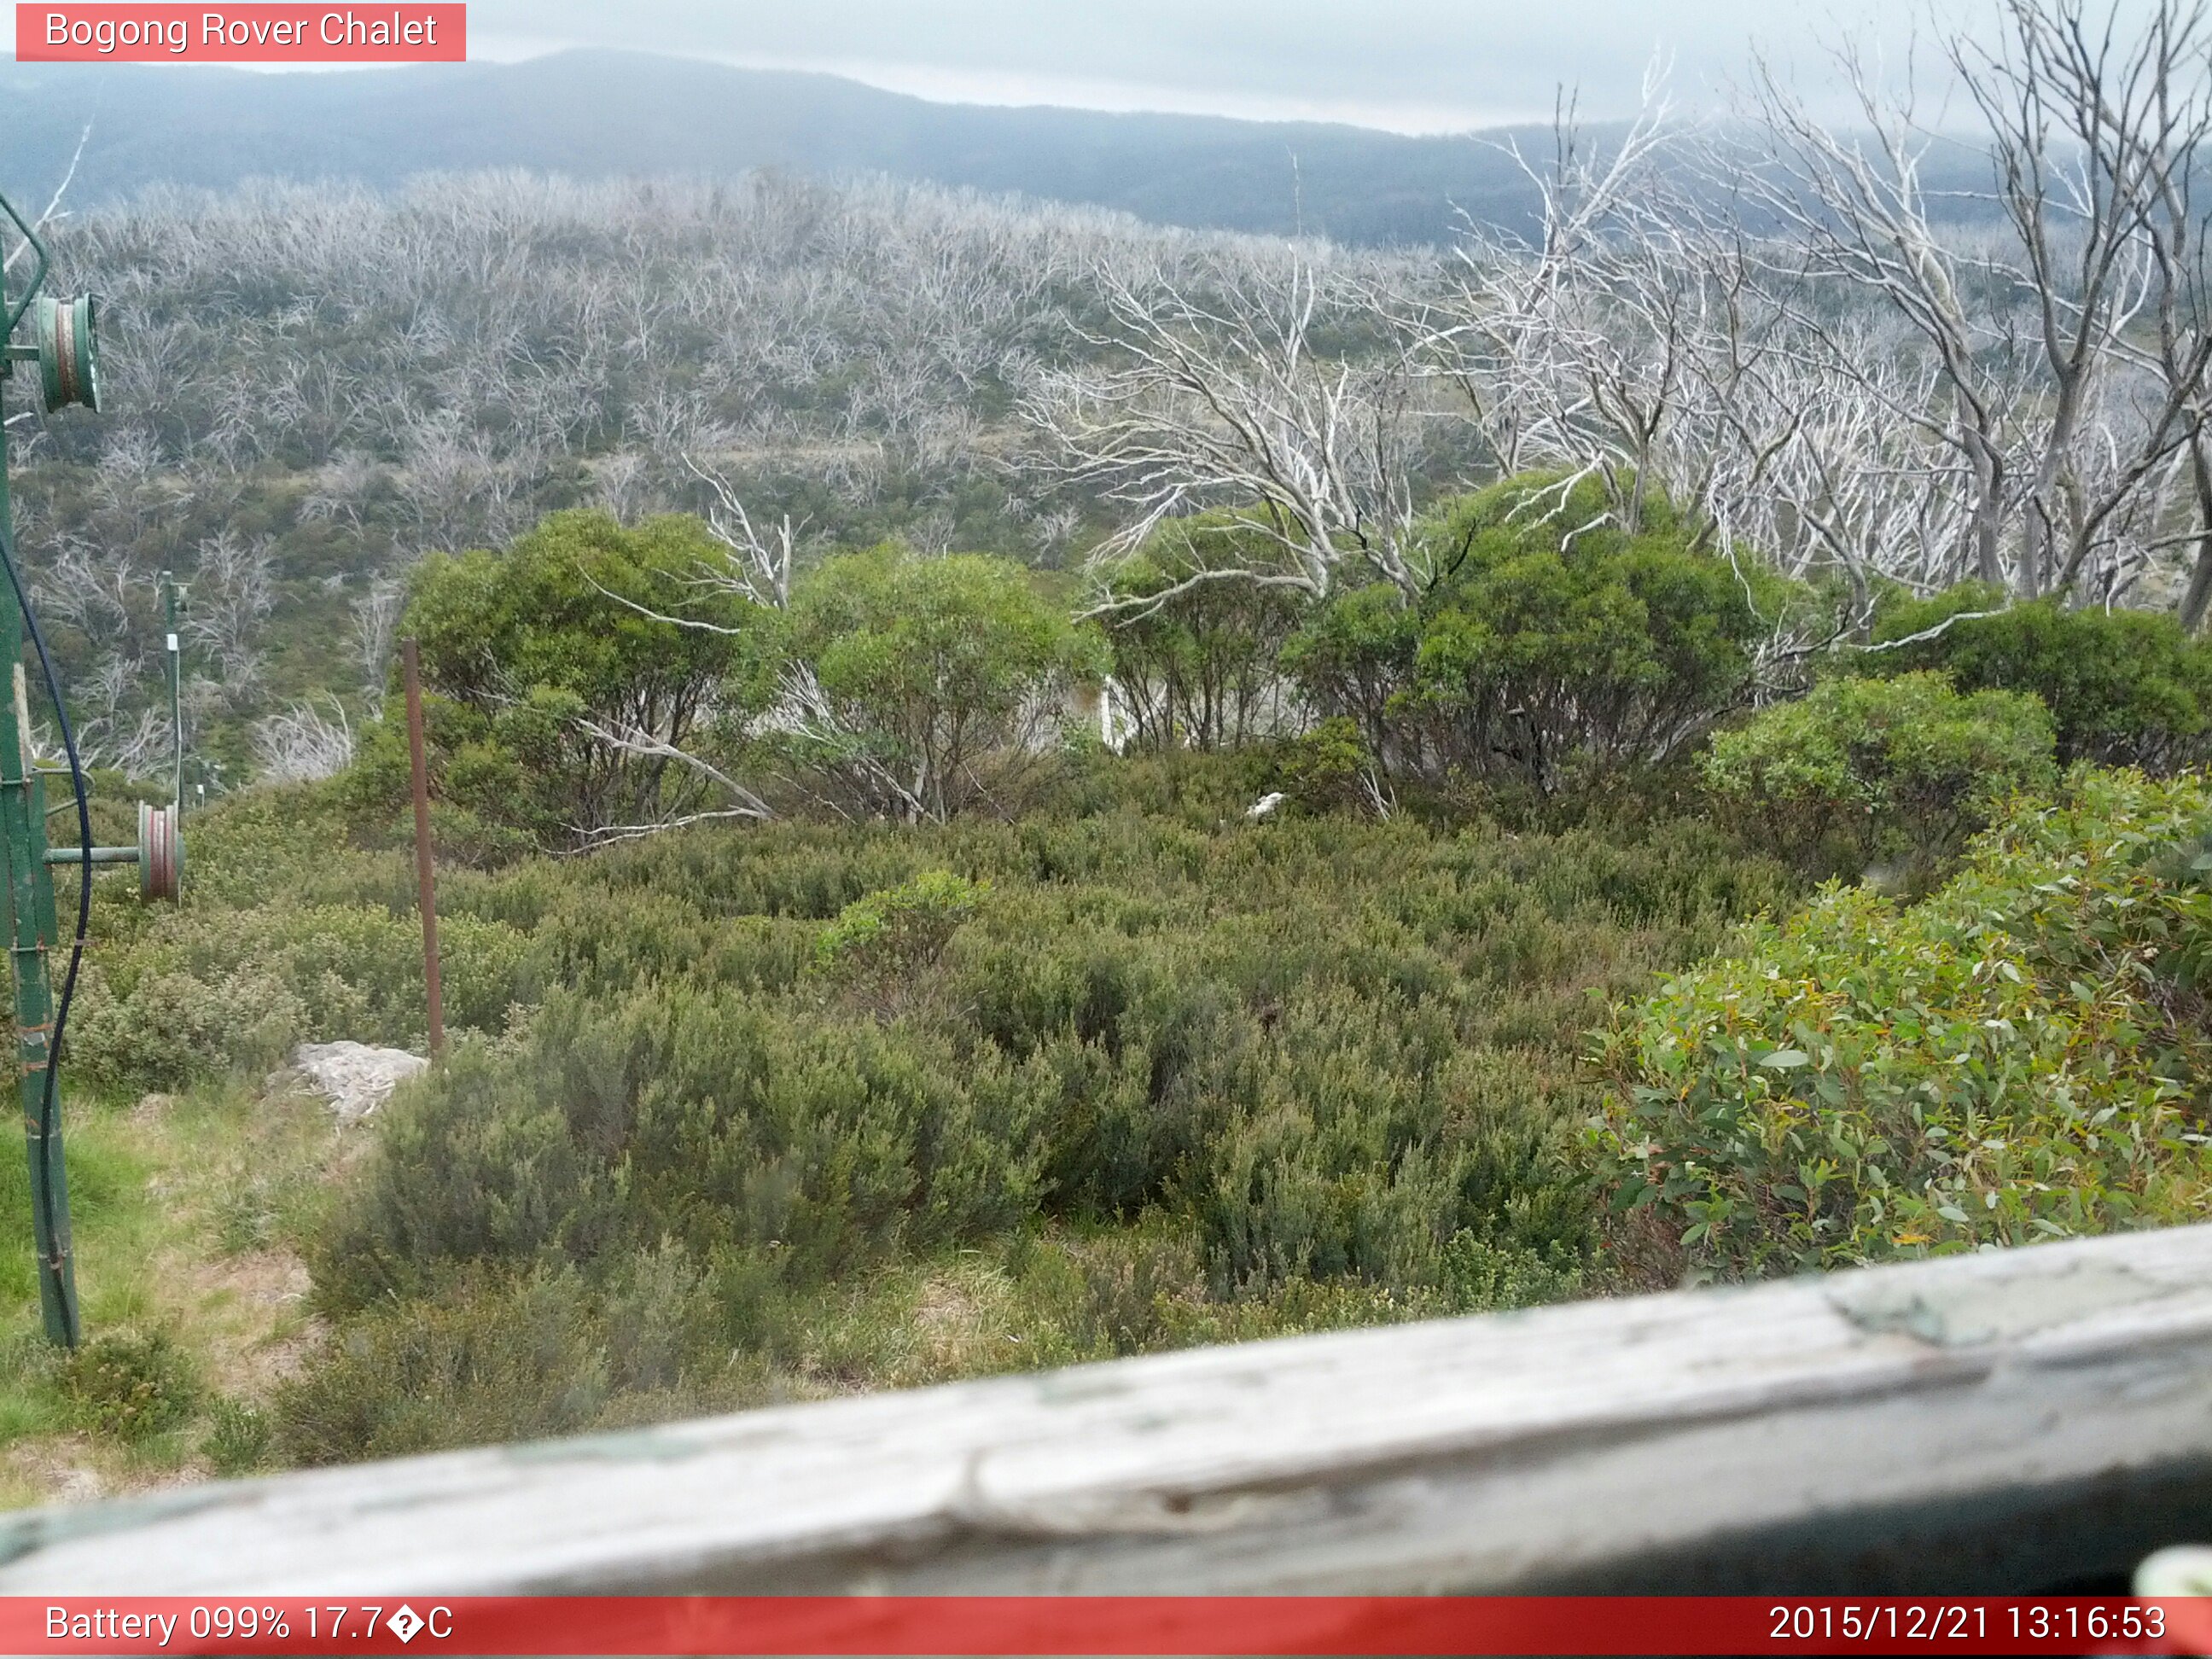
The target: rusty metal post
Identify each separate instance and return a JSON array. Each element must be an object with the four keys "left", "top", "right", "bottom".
[{"left": 401, "top": 638, "right": 445, "bottom": 1057}]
